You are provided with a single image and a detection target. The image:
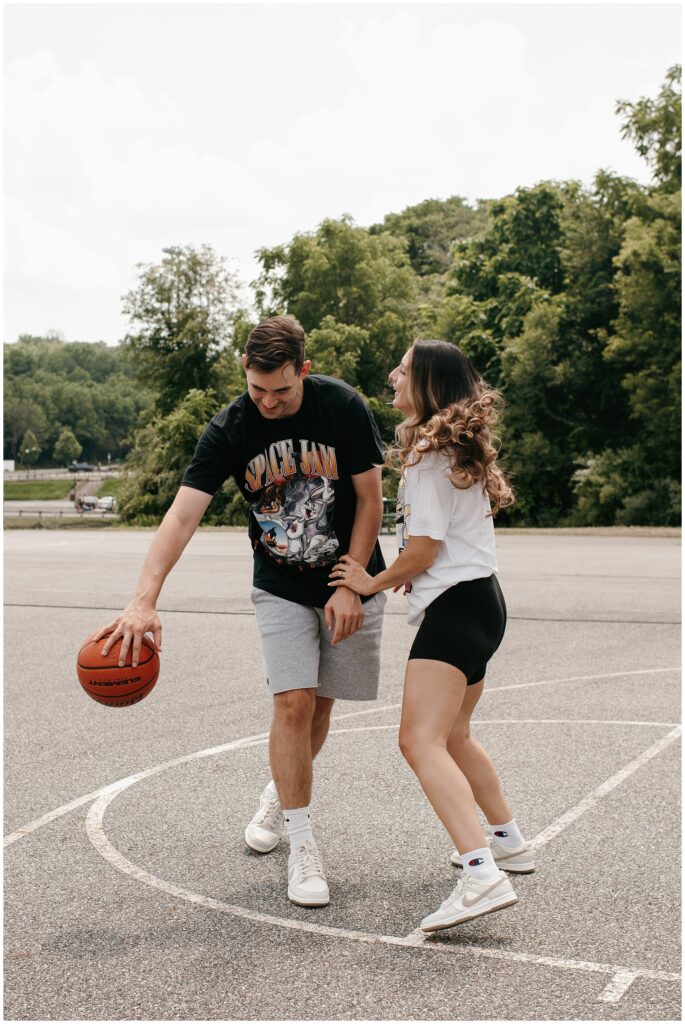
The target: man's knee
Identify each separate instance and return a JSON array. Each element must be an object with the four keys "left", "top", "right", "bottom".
[{"left": 273, "top": 688, "right": 317, "bottom": 724}]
